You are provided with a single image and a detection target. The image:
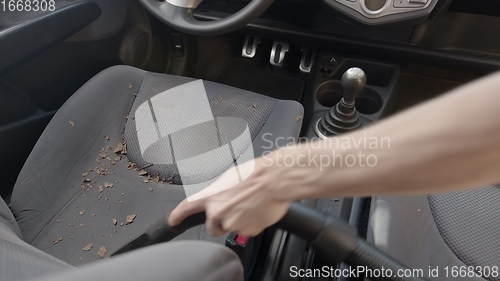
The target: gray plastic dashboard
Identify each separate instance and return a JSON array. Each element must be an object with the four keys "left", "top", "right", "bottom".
[{"left": 323, "top": 0, "right": 439, "bottom": 25}]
